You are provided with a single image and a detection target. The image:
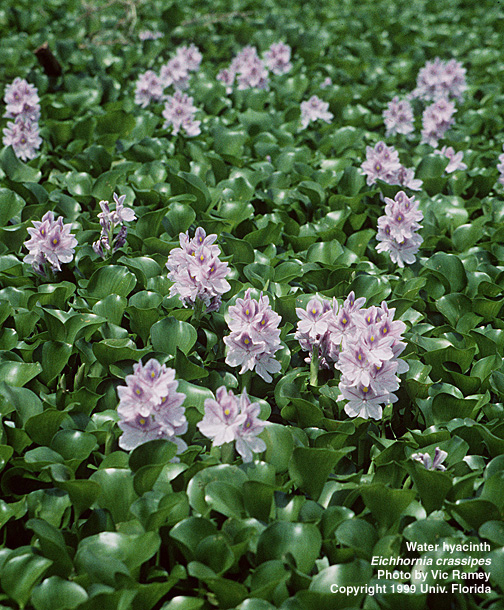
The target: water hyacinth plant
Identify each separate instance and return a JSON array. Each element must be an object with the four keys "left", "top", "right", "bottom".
[{"left": 1, "top": 0, "right": 504, "bottom": 606}]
